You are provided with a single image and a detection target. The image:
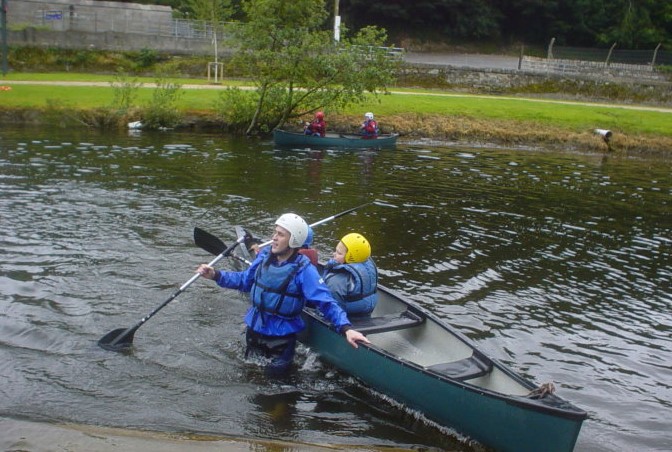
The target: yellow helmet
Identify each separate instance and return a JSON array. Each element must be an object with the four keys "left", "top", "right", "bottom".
[{"left": 341, "top": 233, "right": 371, "bottom": 263}]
